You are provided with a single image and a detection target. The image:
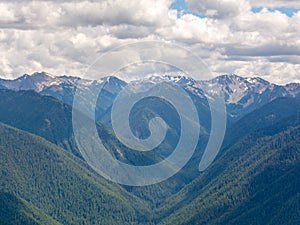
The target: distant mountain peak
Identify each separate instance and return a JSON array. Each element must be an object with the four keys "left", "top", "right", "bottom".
[
  {"left": 16, "top": 72, "right": 56, "bottom": 81},
  {"left": 32, "top": 71, "right": 55, "bottom": 78},
  {"left": 0, "top": 72, "right": 64, "bottom": 92},
  {"left": 103, "top": 75, "right": 126, "bottom": 84},
  {"left": 18, "top": 74, "right": 30, "bottom": 80},
  {"left": 1, "top": 72, "right": 300, "bottom": 121},
  {"left": 245, "top": 76, "right": 270, "bottom": 85},
  {"left": 146, "top": 74, "right": 196, "bottom": 86},
  {"left": 211, "top": 74, "right": 270, "bottom": 86}
]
